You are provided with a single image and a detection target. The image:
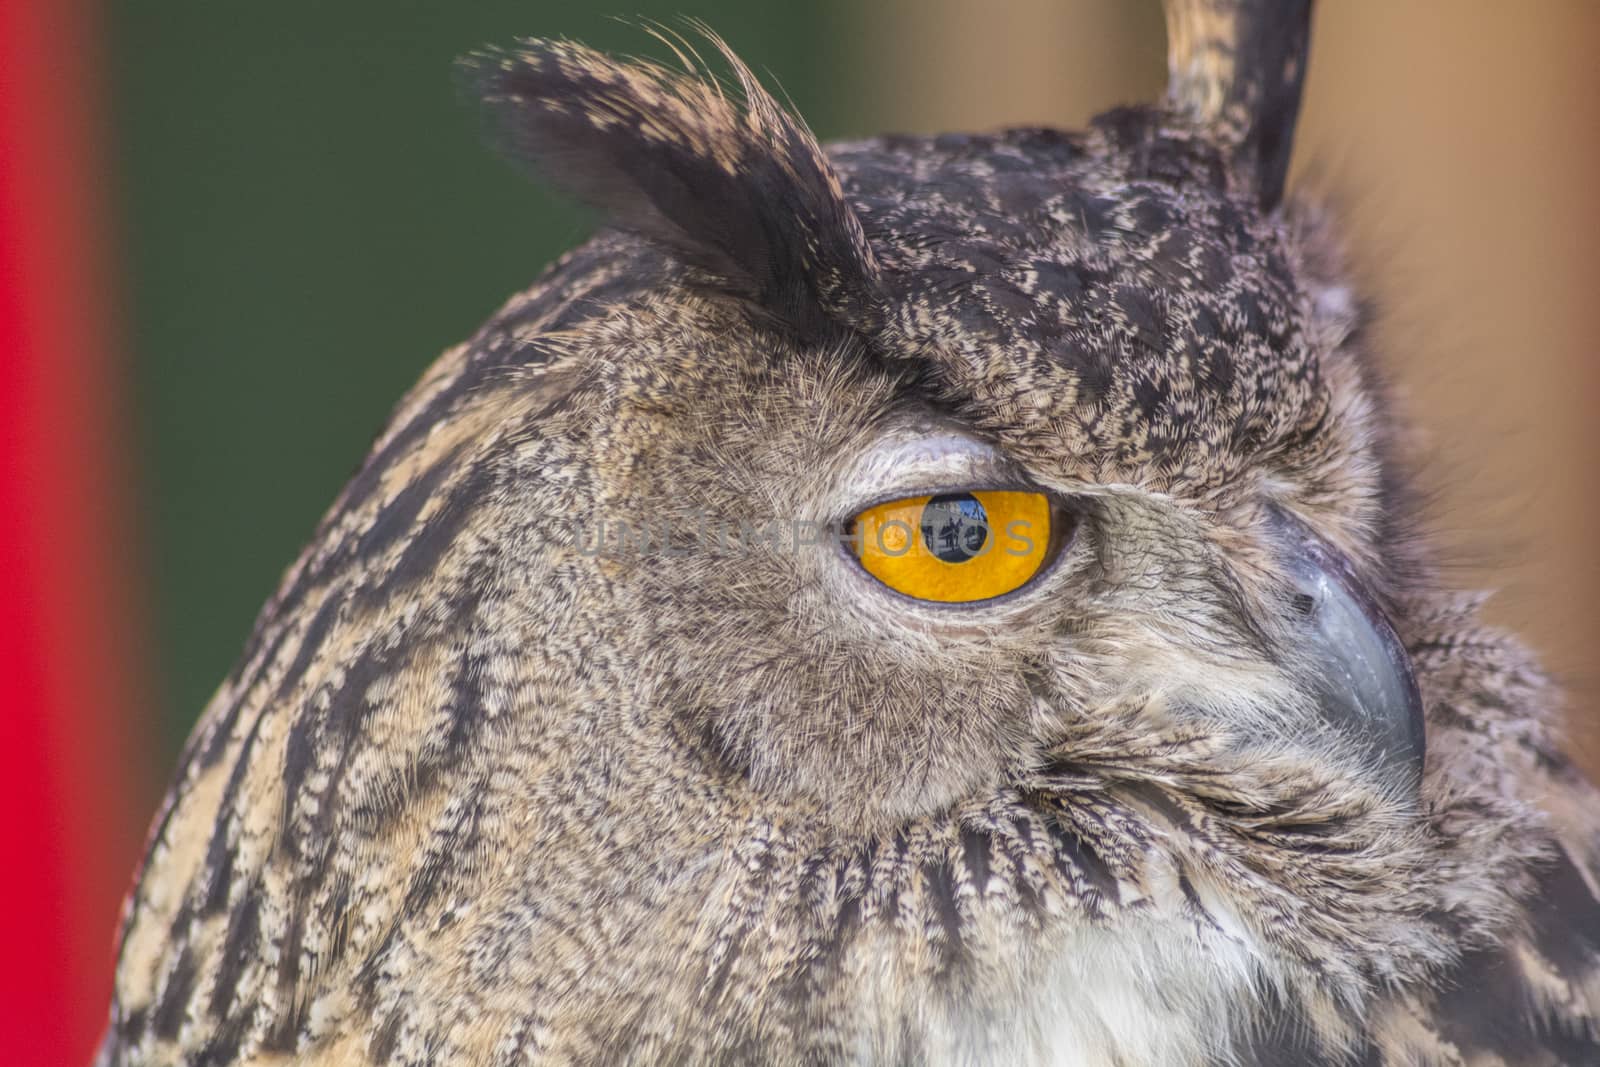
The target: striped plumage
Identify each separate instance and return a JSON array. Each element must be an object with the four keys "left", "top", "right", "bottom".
[{"left": 101, "top": 3, "right": 1600, "bottom": 1064}]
